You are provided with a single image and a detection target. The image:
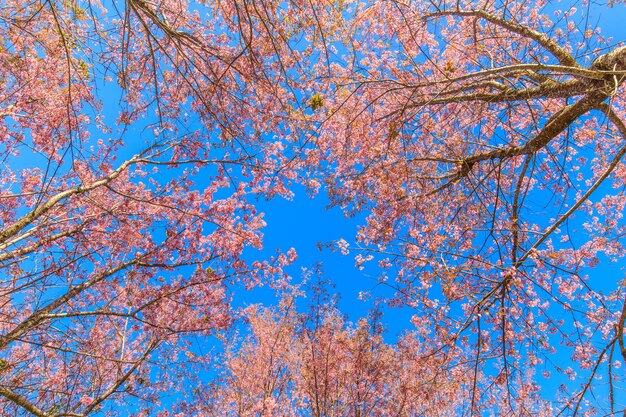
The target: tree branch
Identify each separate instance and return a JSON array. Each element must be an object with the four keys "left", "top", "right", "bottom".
[
  {"left": 0, "top": 386, "right": 53, "bottom": 417},
  {"left": 425, "top": 9, "right": 579, "bottom": 68}
]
